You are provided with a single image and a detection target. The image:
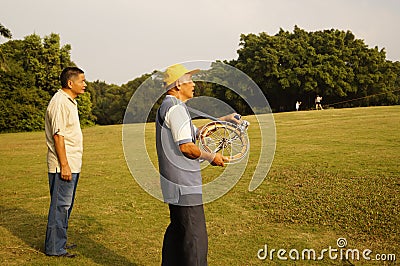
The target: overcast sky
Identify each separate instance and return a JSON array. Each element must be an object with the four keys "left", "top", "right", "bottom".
[{"left": 1, "top": 0, "right": 399, "bottom": 85}]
